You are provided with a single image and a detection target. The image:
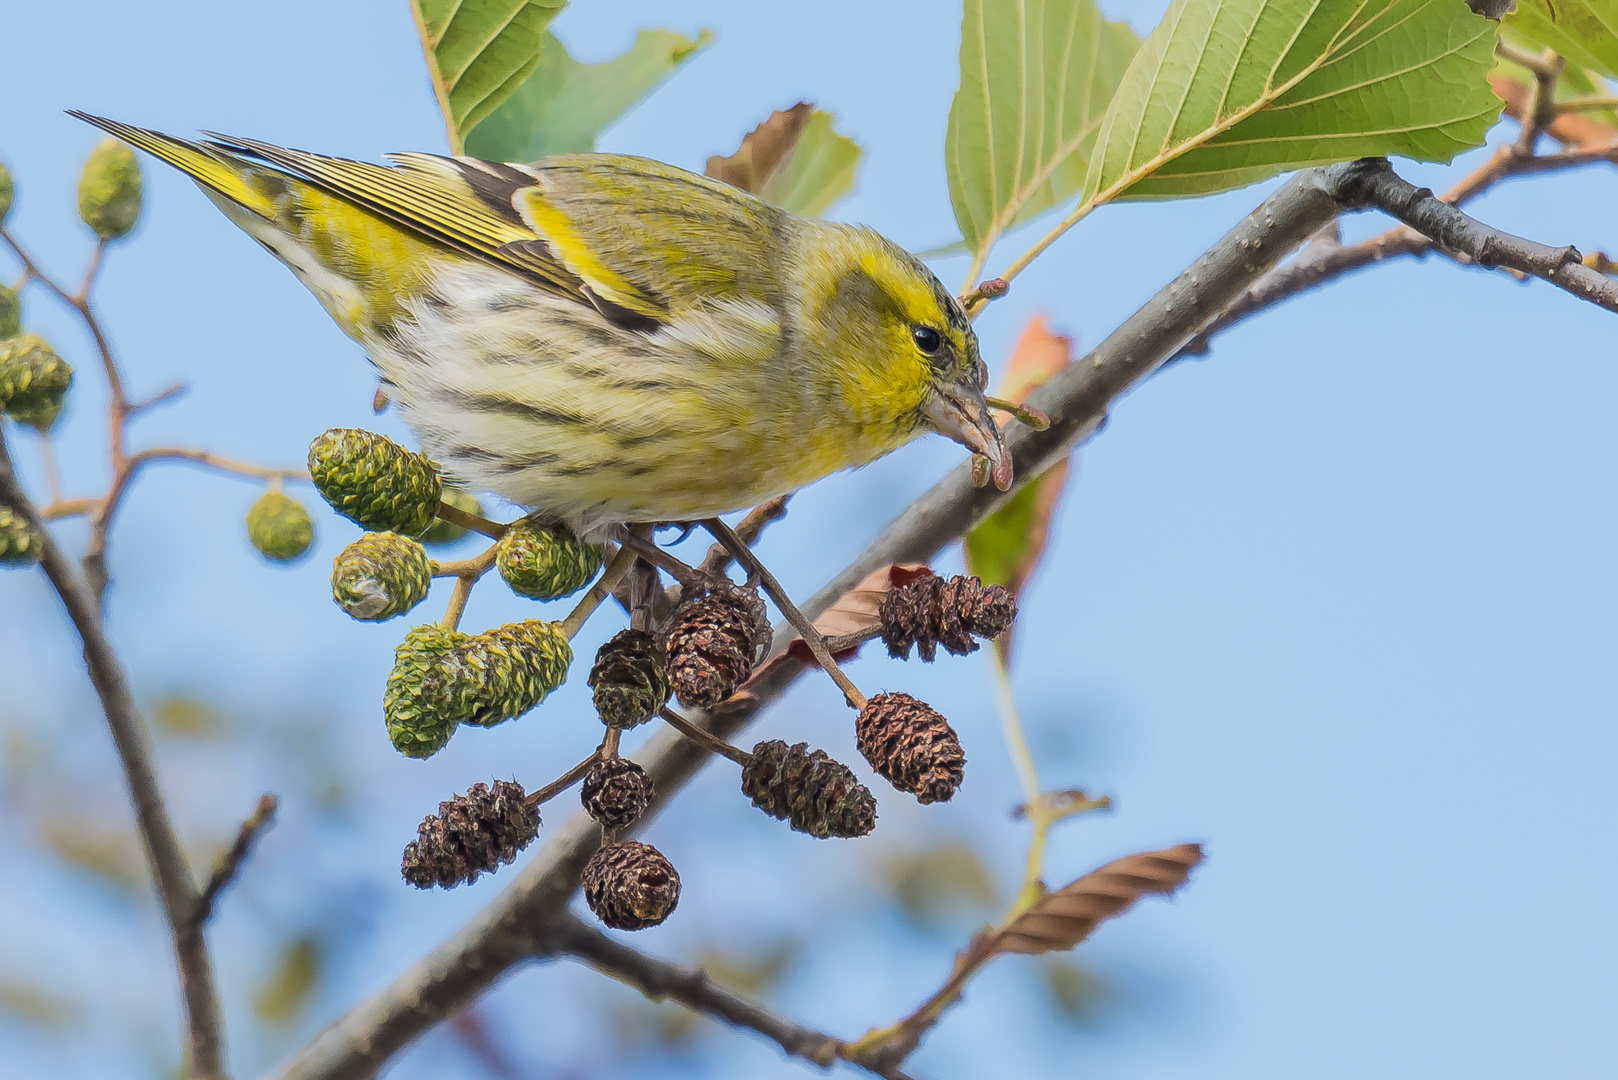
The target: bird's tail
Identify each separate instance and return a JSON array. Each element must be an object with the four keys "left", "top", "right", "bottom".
[{"left": 68, "top": 111, "right": 282, "bottom": 220}]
